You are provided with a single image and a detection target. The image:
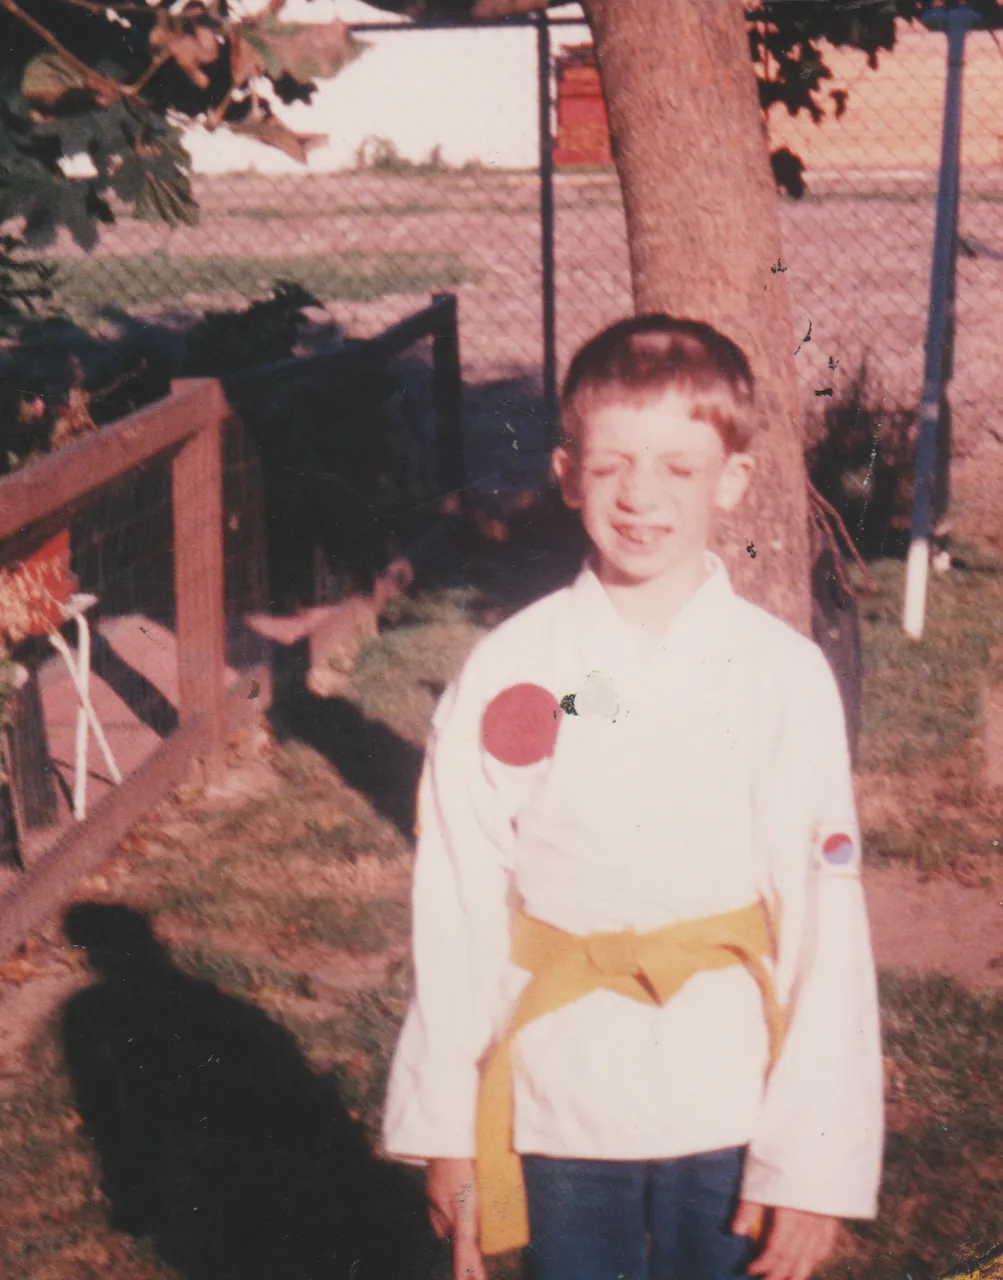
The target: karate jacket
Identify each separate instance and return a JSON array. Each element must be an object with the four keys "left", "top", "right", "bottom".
[{"left": 383, "top": 555, "right": 884, "bottom": 1220}]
